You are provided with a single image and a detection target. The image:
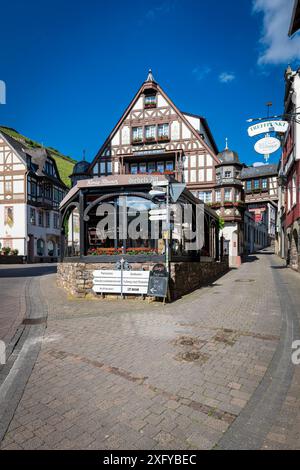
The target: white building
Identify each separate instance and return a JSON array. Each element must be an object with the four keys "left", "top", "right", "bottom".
[{"left": 0, "top": 130, "right": 67, "bottom": 261}]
